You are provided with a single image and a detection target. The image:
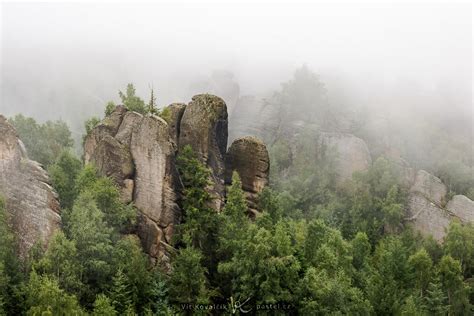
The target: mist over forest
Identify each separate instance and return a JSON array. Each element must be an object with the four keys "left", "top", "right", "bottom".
[{"left": 0, "top": 1, "right": 473, "bottom": 315}]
